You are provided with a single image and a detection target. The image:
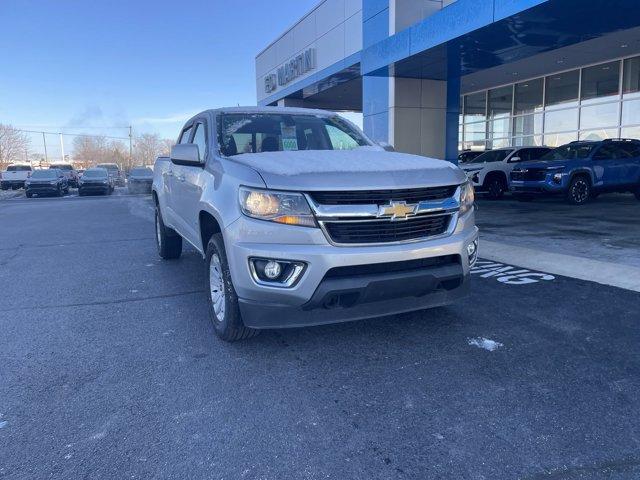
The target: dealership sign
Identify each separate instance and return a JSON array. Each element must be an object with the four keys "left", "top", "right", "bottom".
[{"left": 264, "top": 48, "right": 316, "bottom": 94}]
